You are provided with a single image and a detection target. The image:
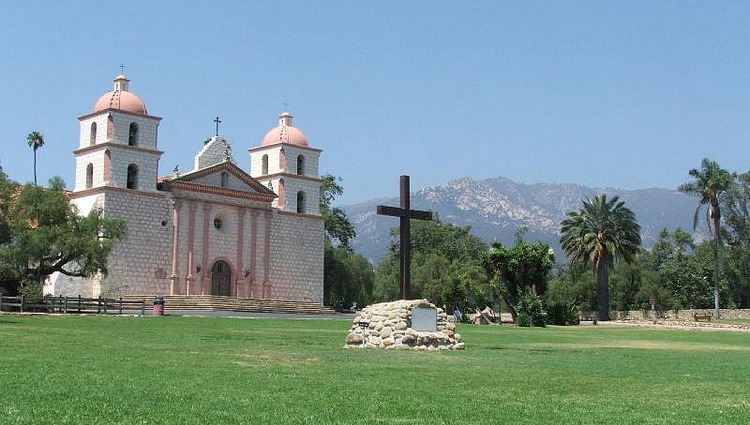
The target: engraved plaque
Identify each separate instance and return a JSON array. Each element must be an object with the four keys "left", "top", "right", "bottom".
[{"left": 411, "top": 307, "right": 437, "bottom": 332}]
